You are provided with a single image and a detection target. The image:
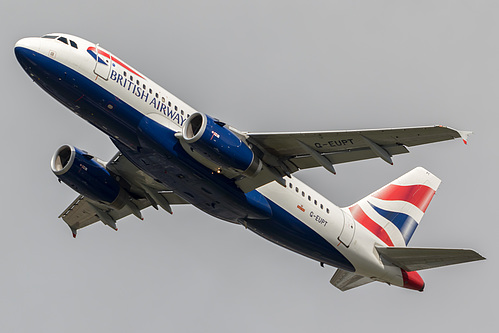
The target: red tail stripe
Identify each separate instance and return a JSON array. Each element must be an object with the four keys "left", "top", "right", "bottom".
[
  {"left": 349, "top": 205, "right": 394, "bottom": 247},
  {"left": 372, "top": 184, "right": 436, "bottom": 212}
]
